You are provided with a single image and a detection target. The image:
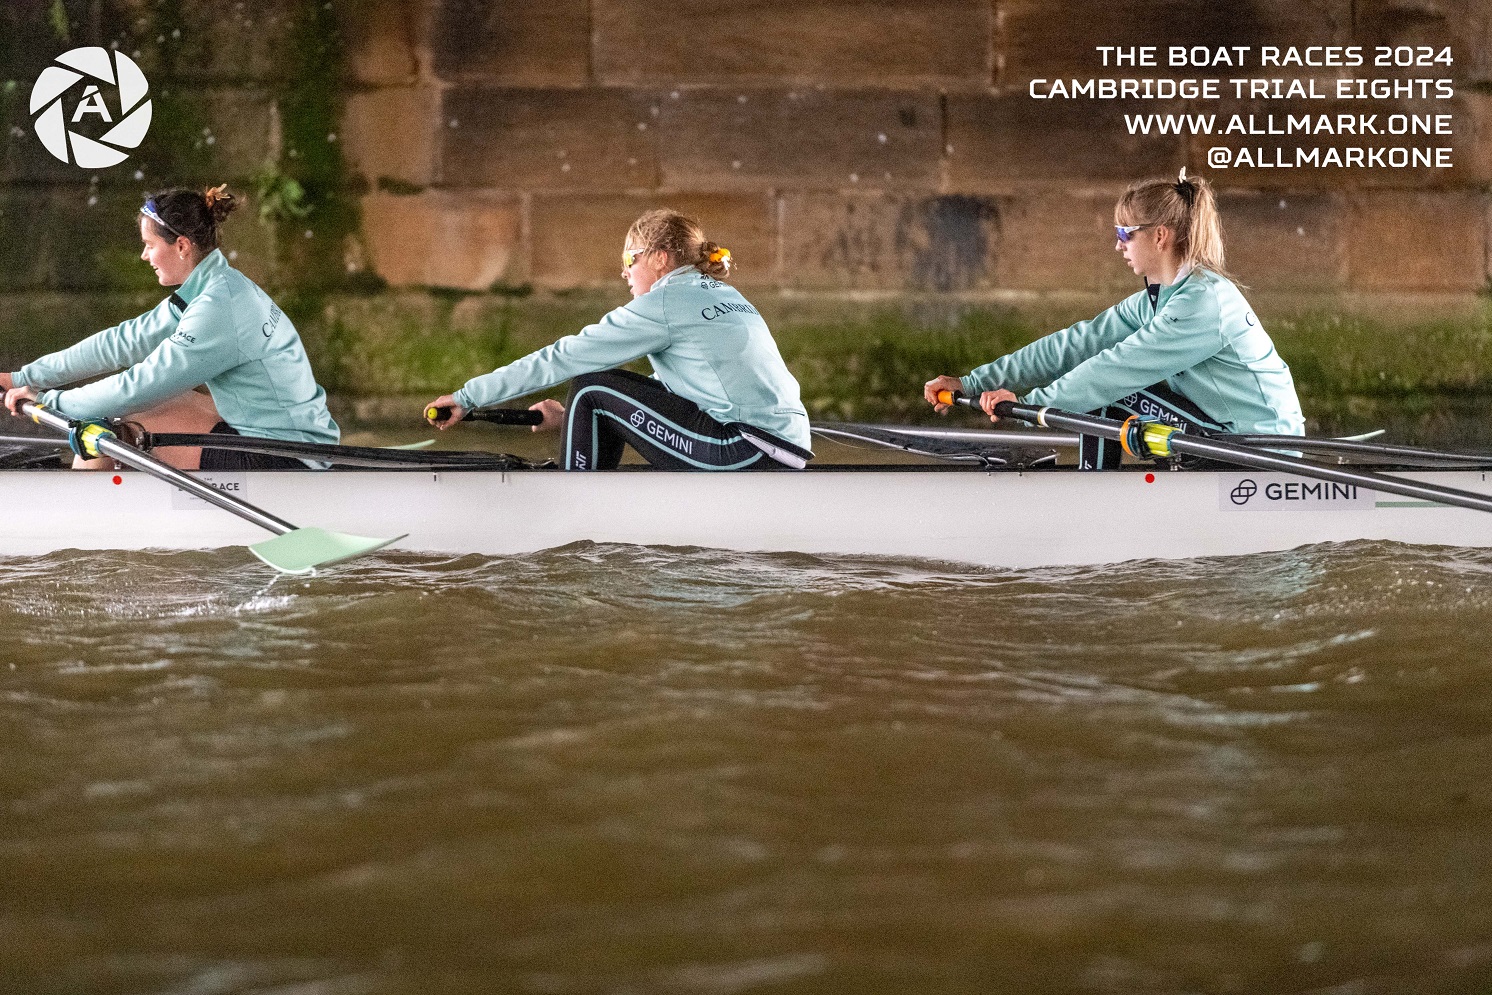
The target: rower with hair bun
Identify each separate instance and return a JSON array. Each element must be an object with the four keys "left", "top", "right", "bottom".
[
  {"left": 925, "top": 169, "right": 1305, "bottom": 469},
  {"left": 426, "top": 208, "right": 813, "bottom": 470},
  {"left": 2, "top": 184, "right": 338, "bottom": 470}
]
